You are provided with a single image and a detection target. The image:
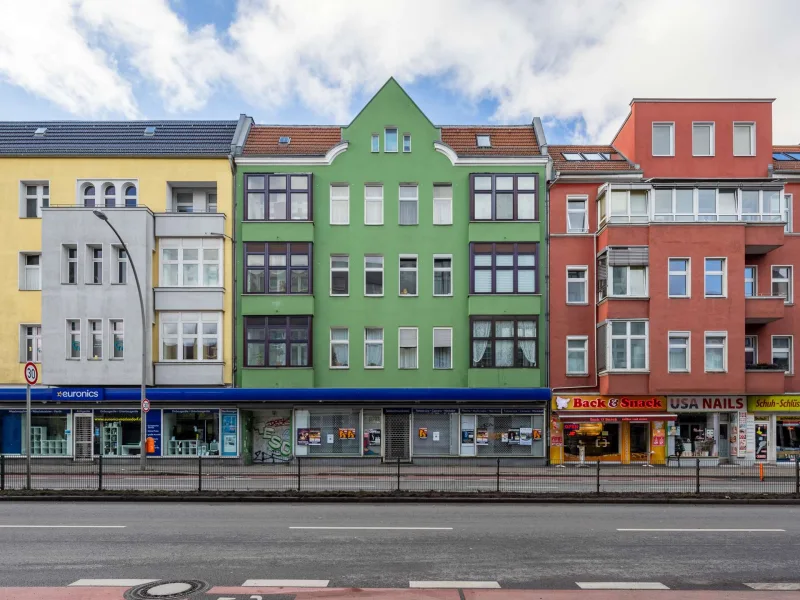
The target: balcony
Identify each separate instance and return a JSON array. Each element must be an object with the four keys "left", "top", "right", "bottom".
[
  {"left": 154, "top": 211, "right": 226, "bottom": 238},
  {"left": 745, "top": 368, "right": 786, "bottom": 394},
  {"left": 745, "top": 295, "right": 785, "bottom": 324},
  {"left": 154, "top": 287, "right": 224, "bottom": 311},
  {"left": 744, "top": 222, "right": 785, "bottom": 254},
  {"left": 154, "top": 362, "right": 224, "bottom": 386}
]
